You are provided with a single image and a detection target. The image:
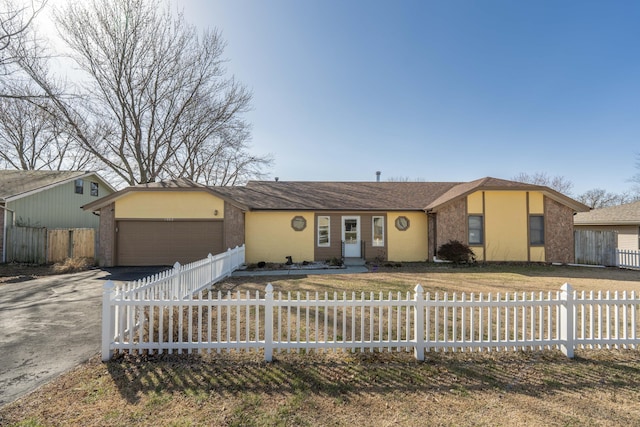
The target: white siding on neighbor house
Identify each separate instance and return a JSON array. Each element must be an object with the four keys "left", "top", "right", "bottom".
[{"left": 618, "top": 226, "right": 640, "bottom": 251}]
